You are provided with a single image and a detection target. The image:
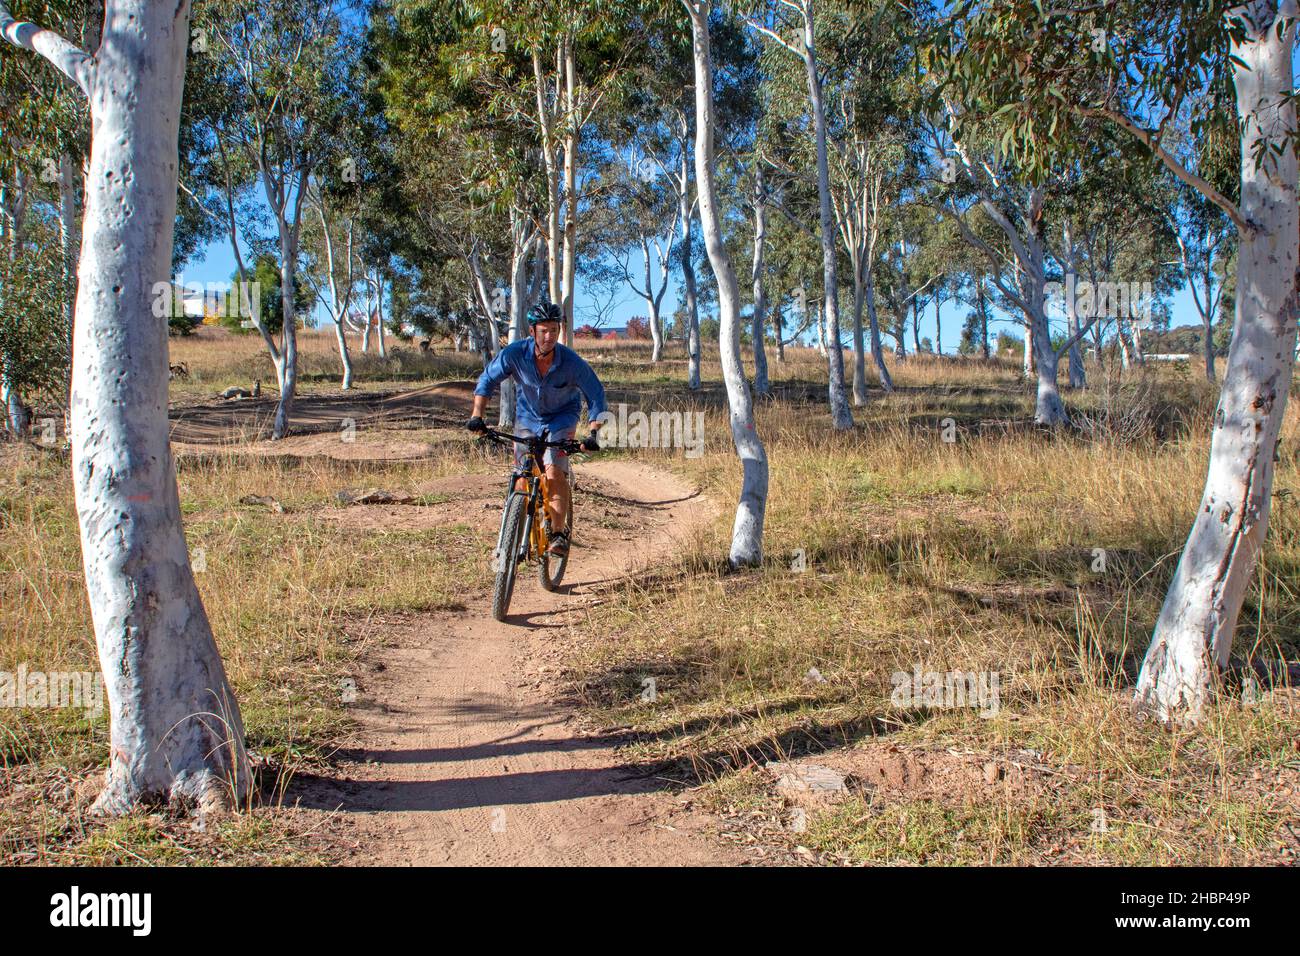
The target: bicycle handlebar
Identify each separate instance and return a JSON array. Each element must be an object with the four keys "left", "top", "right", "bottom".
[{"left": 476, "top": 426, "right": 592, "bottom": 455}]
